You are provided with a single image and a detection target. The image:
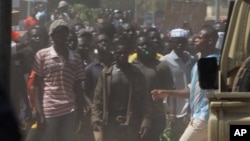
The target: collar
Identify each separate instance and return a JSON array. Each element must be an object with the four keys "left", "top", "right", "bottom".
[
  {"left": 91, "top": 59, "right": 104, "bottom": 67},
  {"left": 102, "top": 62, "right": 126, "bottom": 74},
  {"left": 49, "top": 46, "right": 76, "bottom": 60},
  {"left": 206, "top": 54, "right": 219, "bottom": 58},
  {"left": 169, "top": 50, "right": 179, "bottom": 60},
  {"left": 49, "top": 46, "right": 58, "bottom": 58},
  {"left": 103, "top": 63, "right": 114, "bottom": 74}
]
